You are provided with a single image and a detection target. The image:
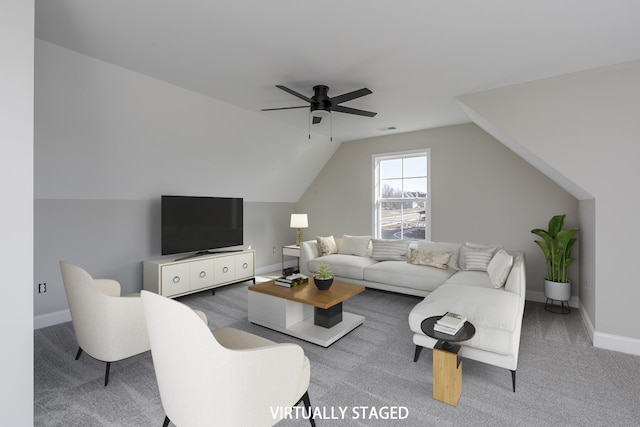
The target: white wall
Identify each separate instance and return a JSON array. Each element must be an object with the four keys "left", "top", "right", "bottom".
[
  {"left": 0, "top": 1, "right": 34, "bottom": 423},
  {"left": 296, "top": 123, "right": 579, "bottom": 299},
  {"left": 458, "top": 60, "right": 640, "bottom": 353}
]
